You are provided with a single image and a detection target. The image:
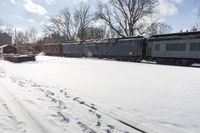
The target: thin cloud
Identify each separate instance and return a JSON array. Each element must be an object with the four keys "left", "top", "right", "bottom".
[
  {"left": 27, "top": 19, "right": 34, "bottom": 23},
  {"left": 10, "top": 0, "right": 16, "bottom": 4},
  {"left": 157, "top": 0, "right": 178, "bottom": 16},
  {"left": 23, "top": 0, "right": 48, "bottom": 16},
  {"left": 45, "top": 0, "right": 55, "bottom": 5},
  {"left": 172, "top": 0, "right": 184, "bottom": 4}
]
